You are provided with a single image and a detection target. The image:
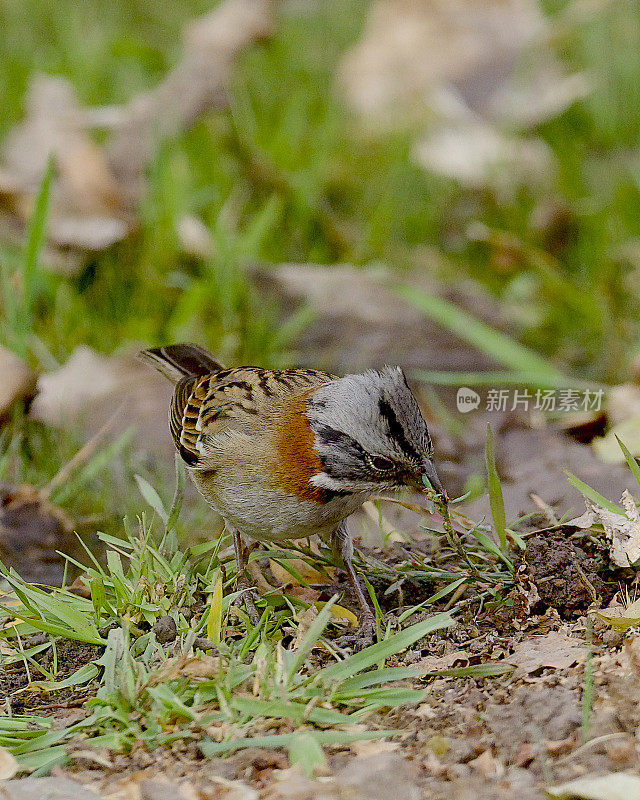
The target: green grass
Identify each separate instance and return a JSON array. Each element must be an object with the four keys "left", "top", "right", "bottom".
[
  {"left": 2, "top": 0, "right": 640, "bottom": 377},
  {"left": 0, "top": 452, "right": 525, "bottom": 775},
  {"left": 1, "top": 0, "right": 640, "bottom": 777},
  {"left": 0, "top": 475, "right": 456, "bottom": 774}
]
